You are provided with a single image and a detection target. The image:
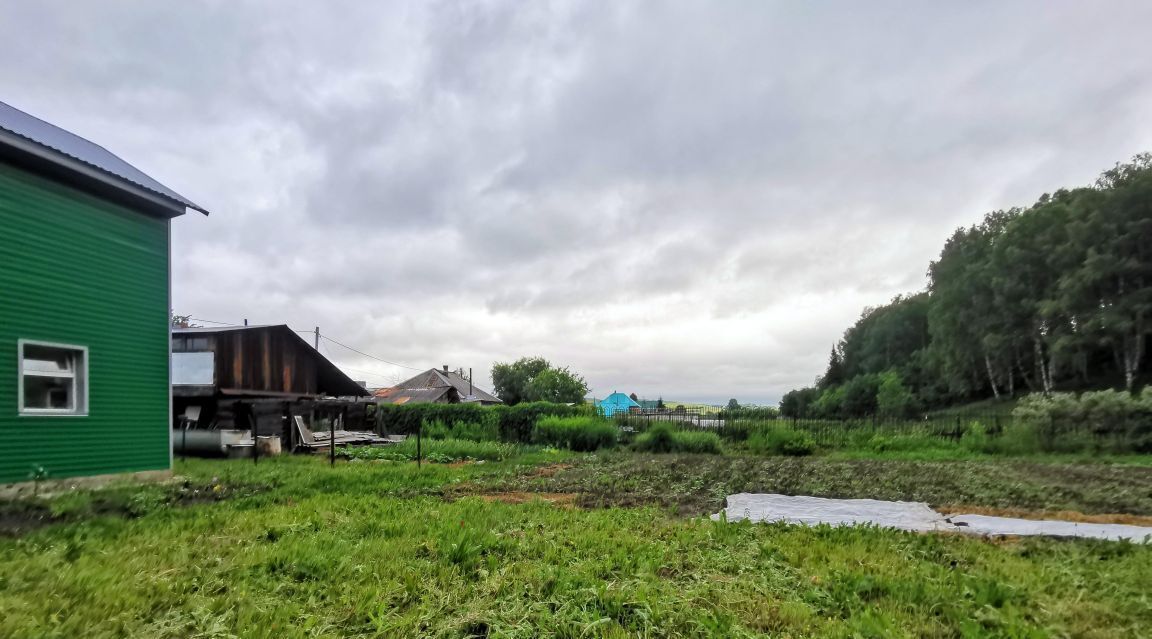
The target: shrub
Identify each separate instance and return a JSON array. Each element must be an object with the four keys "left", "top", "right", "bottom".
[
  {"left": 960, "top": 420, "right": 991, "bottom": 453},
  {"left": 671, "top": 431, "right": 722, "bottom": 454},
  {"left": 1012, "top": 391, "right": 1152, "bottom": 453},
  {"left": 633, "top": 424, "right": 722, "bottom": 454},
  {"left": 634, "top": 423, "right": 676, "bottom": 453},
  {"left": 532, "top": 416, "right": 617, "bottom": 452},
  {"left": 747, "top": 425, "right": 816, "bottom": 456}
]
